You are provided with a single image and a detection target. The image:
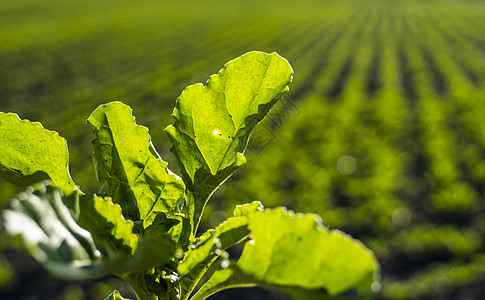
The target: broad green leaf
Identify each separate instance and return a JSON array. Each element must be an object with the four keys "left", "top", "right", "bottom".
[
  {"left": 165, "top": 51, "right": 293, "bottom": 231},
  {"left": 194, "top": 266, "right": 367, "bottom": 300},
  {"left": 193, "top": 208, "right": 379, "bottom": 299},
  {"left": 279, "top": 285, "right": 373, "bottom": 300},
  {"left": 104, "top": 290, "right": 130, "bottom": 300},
  {"left": 2, "top": 181, "right": 175, "bottom": 279},
  {"left": 86, "top": 101, "right": 185, "bottom": 228},
  {"left": 238, "top": 208, "right": 379, "bottom": 296},
  {"left": 0, "top": 112, "right": 76, "bottom": 192}
]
